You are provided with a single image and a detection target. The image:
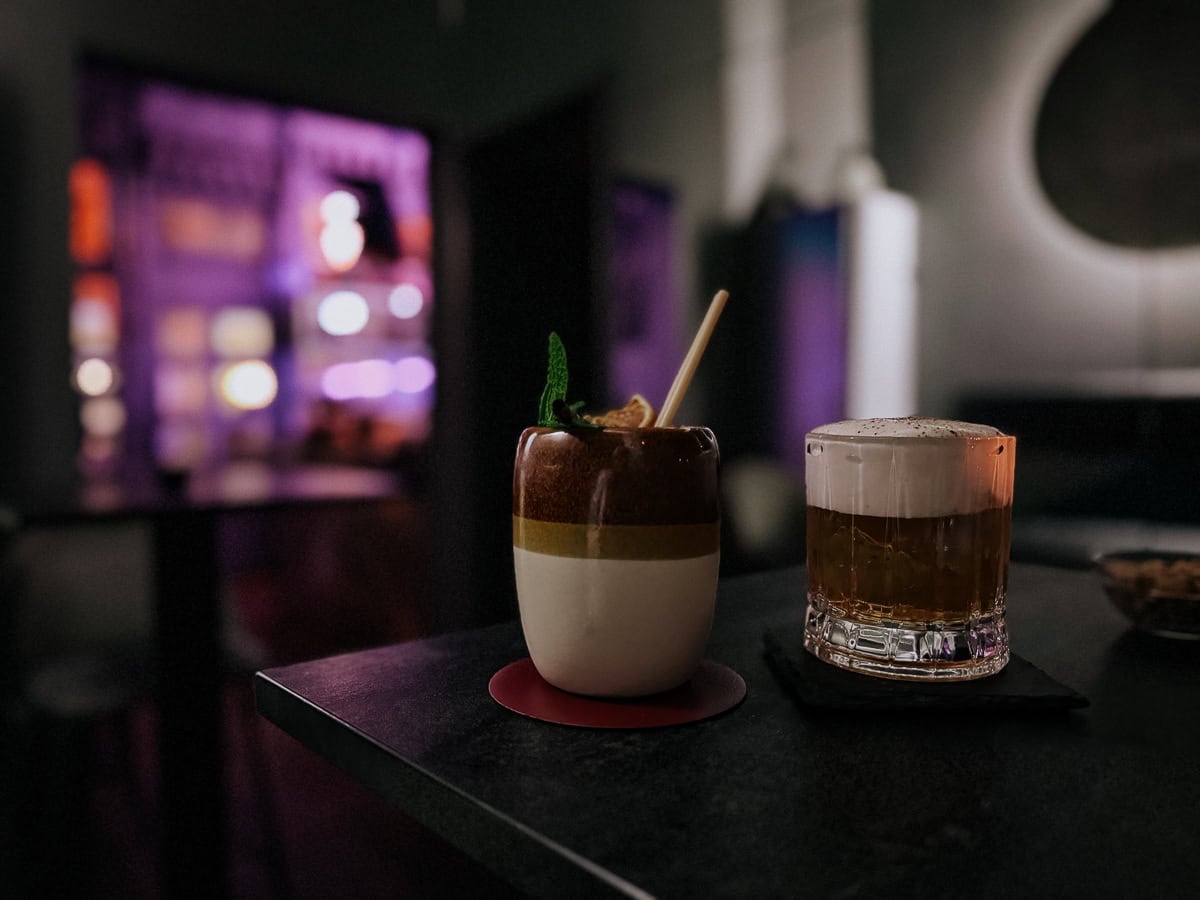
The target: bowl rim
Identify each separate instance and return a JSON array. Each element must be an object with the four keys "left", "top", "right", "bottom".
[{"left": 1092, "top": 549, "right": 1200, "bottom": 567}]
